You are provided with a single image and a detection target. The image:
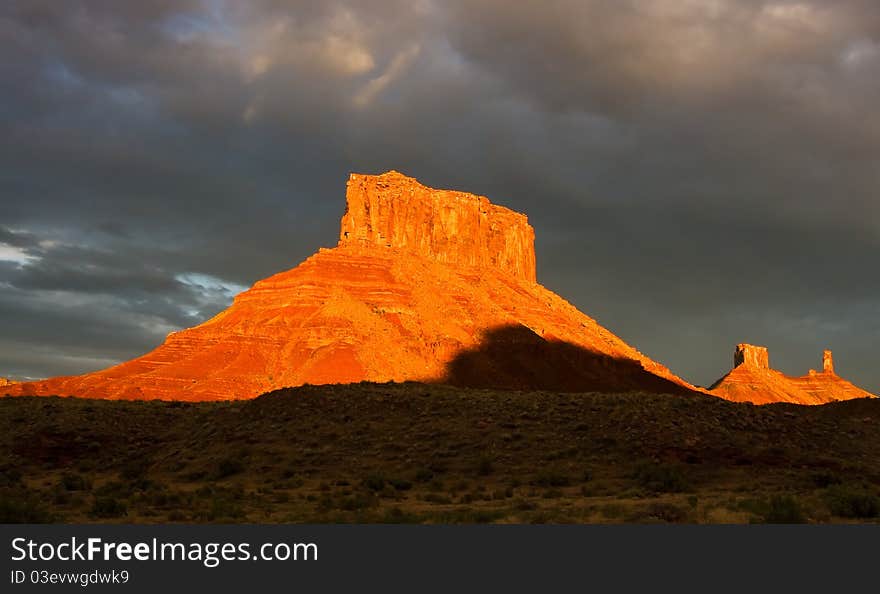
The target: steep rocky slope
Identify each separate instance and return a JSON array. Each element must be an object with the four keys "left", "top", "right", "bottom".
[{"left": 4, "top": 171, "right": 697, "bottom": 401}]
